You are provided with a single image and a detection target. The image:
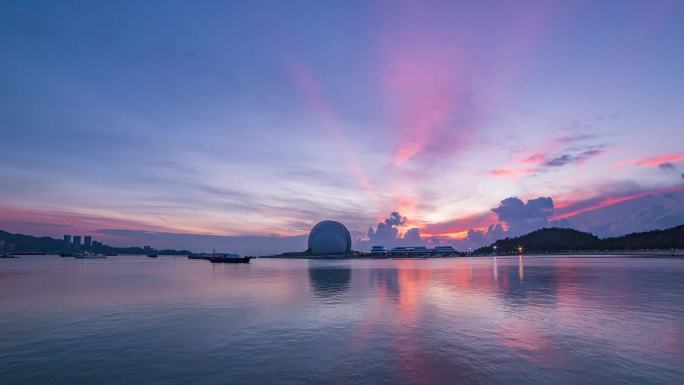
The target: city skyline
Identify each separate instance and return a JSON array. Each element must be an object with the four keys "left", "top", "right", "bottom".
[{"left": 1, "top": 1, "right": 683, "bottom": 253}]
